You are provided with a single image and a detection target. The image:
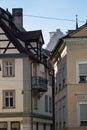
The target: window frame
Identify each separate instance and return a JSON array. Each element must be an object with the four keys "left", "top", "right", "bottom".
[
  {"left": 49, "top": 96, "right": 52, "bottom": 113},
  {"left": 0, "top": 122, "right": 7, "bottom": 130},
  {"left": 11, "top": 122, "right": 20, "bottom": 130},
  {"left": 76, "top": 60, "right": 87, "bottom": 83},
  {"left": 77, "top": 100, "right": 87, "bottom": 126},
  {"left": 3, "top": 59, "right": 15, "bottom": 77},
  {"left": 34, "top": 97, "right": 38, "bottom": 110},
  {"left": 33, "top": 63, "right": 37, "bottom": 77},
  {"left": 3, "top": 90, "right": 15, "bottom": 108},
  {"left": 45, "top": 95, "right": 48, "bottom": 112}
]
